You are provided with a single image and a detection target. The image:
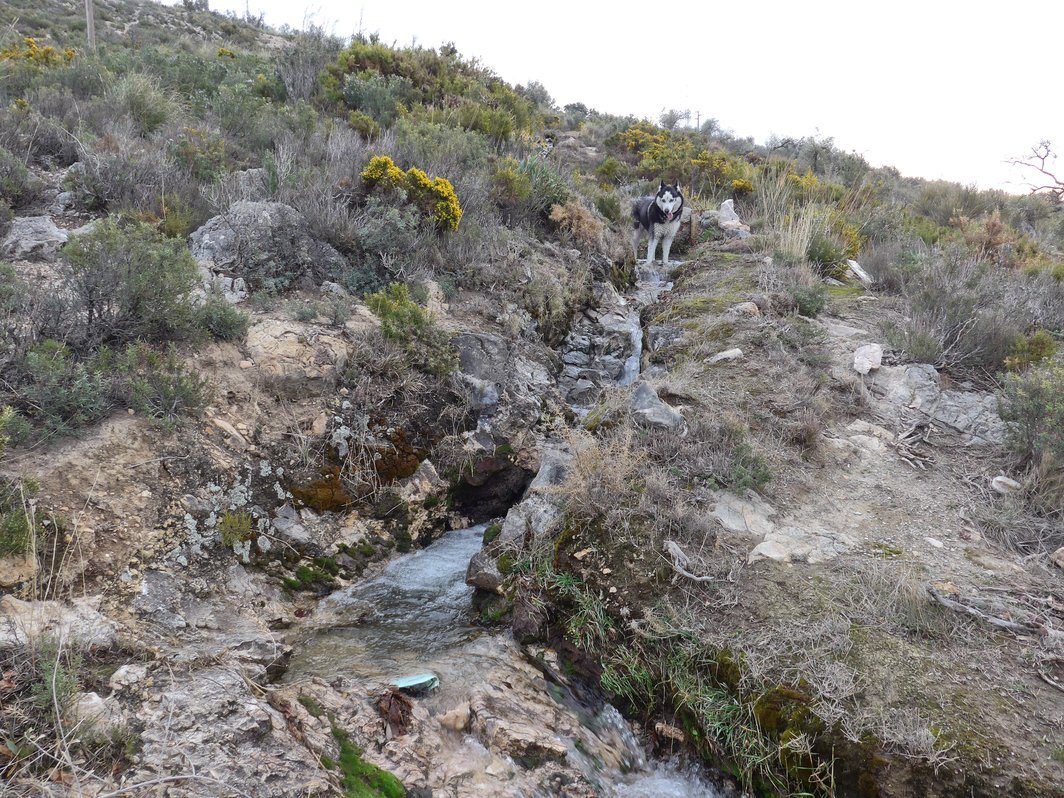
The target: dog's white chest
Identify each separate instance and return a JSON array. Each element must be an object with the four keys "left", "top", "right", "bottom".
[{"left": 652, "top": 220, "right": 681, "bottom": 239}]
